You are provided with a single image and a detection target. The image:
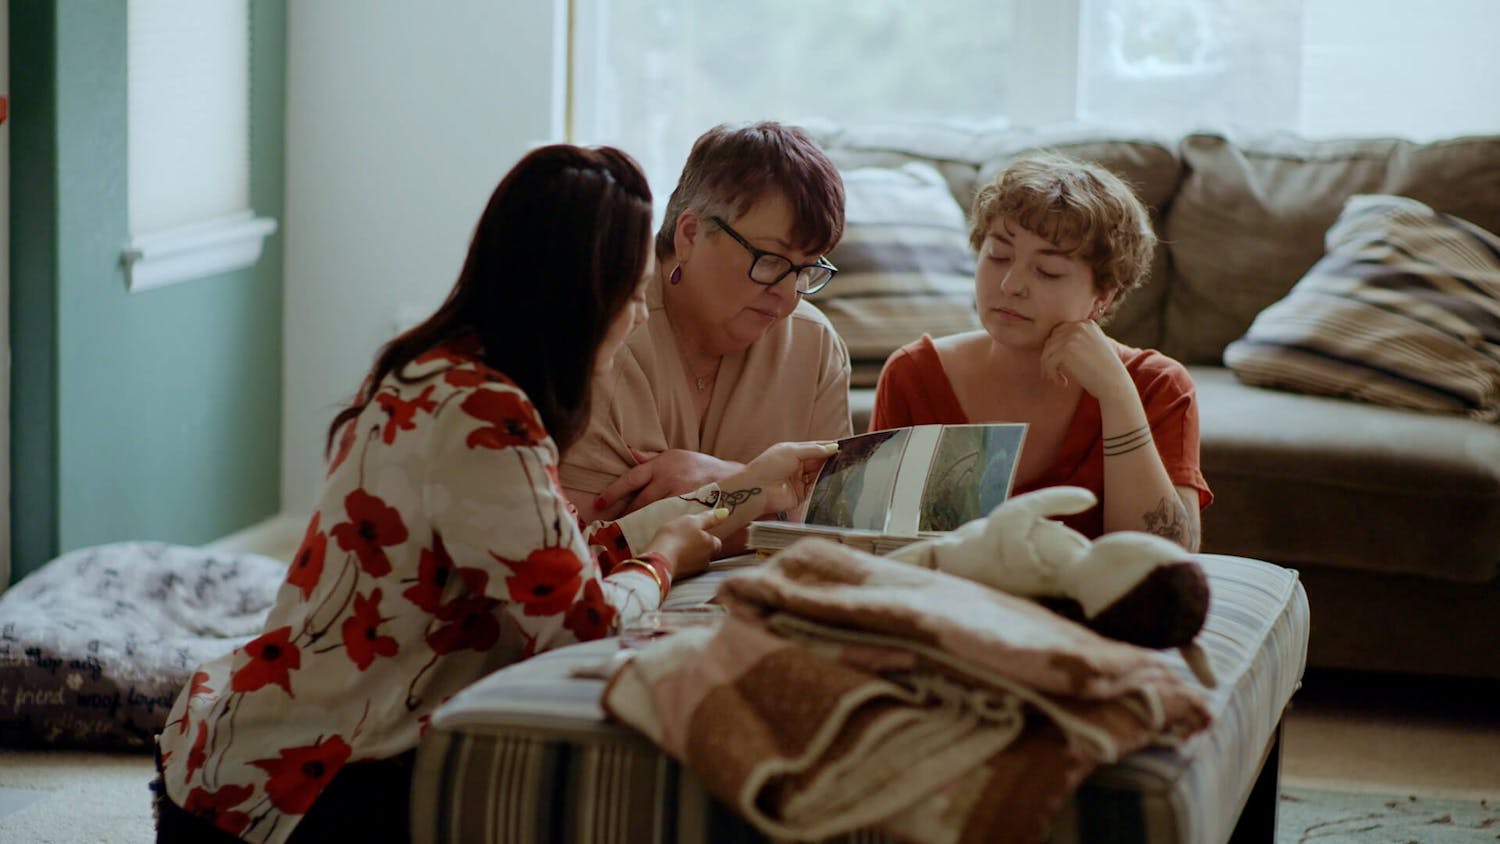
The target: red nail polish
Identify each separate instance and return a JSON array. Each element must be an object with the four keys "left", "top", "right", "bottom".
[{"left": 594, "top": 496, "right": 607, "bottom": 510}]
